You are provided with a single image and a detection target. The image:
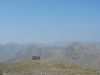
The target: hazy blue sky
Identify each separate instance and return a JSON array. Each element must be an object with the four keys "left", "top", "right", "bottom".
[{"left": 0, "top": 0, "right": 100, "bottom": 44}]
